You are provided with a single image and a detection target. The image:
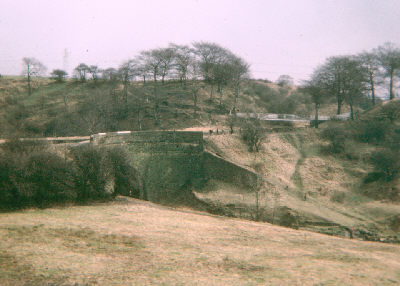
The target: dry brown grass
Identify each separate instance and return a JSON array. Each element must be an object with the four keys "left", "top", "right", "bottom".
[
  {"left": 203, "top": 129, "right": 400, "bottom": 236},
  {"left": 0, "top": 76, "right": 52, "bottom": 98},
  {"left": 0, "top": 199, "right": 400, "bottom": 285}
]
